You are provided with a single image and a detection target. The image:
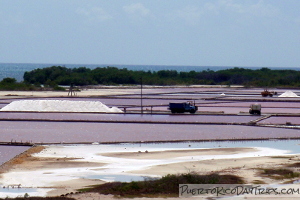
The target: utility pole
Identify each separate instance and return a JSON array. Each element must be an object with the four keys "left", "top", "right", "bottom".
[
  {"left": 140, "top": 77, "right": 143, "bottom": 114},
  {"left": 68, "top": 83, "right": 75, "bottom": 97}
]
